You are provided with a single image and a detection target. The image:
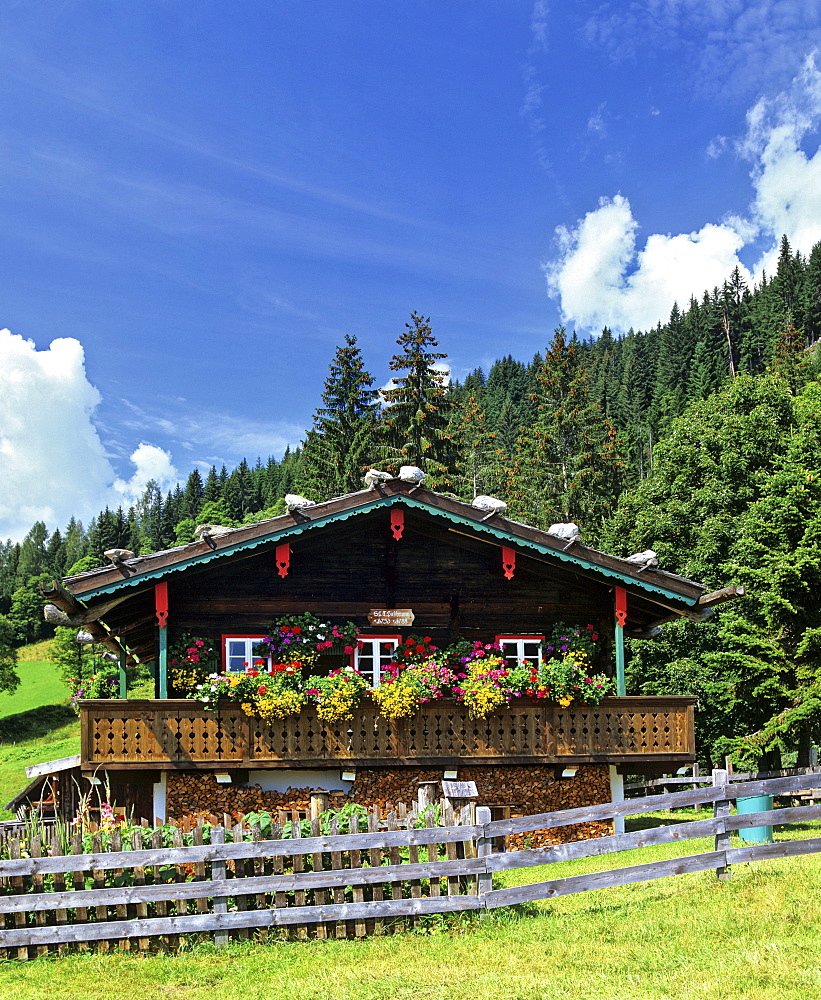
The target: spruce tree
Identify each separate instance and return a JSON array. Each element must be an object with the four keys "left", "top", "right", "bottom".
[
  {"left": 298, "top": 334, "right": 379, "bottom": 499},
  {"left": 379, "top": 312, "right": 455, "bottom": 487},
  {"left": 507, "top": 327, "right": 624, "bottom": 537},
  {"left": 451, "top": 394, "right": 502, "bottom": 500}
]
